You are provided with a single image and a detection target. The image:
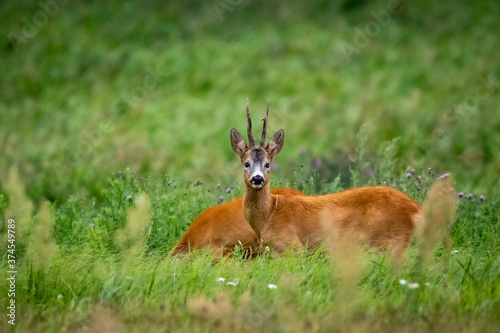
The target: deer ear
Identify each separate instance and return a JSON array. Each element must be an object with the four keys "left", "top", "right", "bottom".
[
  {"left": 266, "top": 129, "right": 284, "bottom": 159},
  {"left": 230, "top": 128, "right": 247, "bottom": 158}
]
